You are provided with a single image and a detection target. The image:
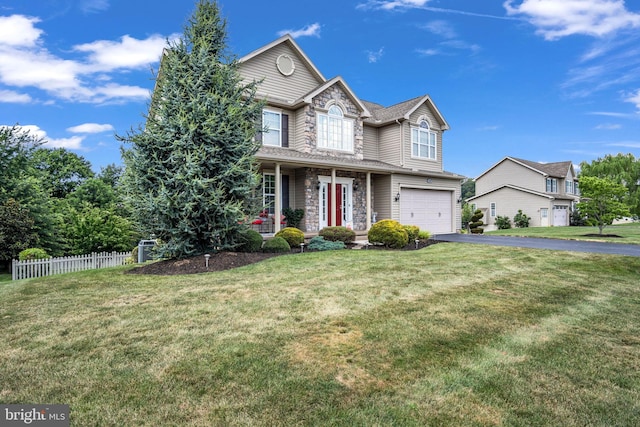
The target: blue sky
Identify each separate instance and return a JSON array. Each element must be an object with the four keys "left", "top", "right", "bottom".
[{"left": 1, "top": 0, "right": 640, "bottom": 178}]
